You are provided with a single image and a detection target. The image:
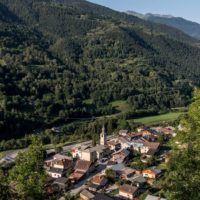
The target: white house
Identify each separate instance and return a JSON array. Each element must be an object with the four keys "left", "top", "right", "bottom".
[{"left": 48, "top": 168, "right": 64, "bottom": 178}]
